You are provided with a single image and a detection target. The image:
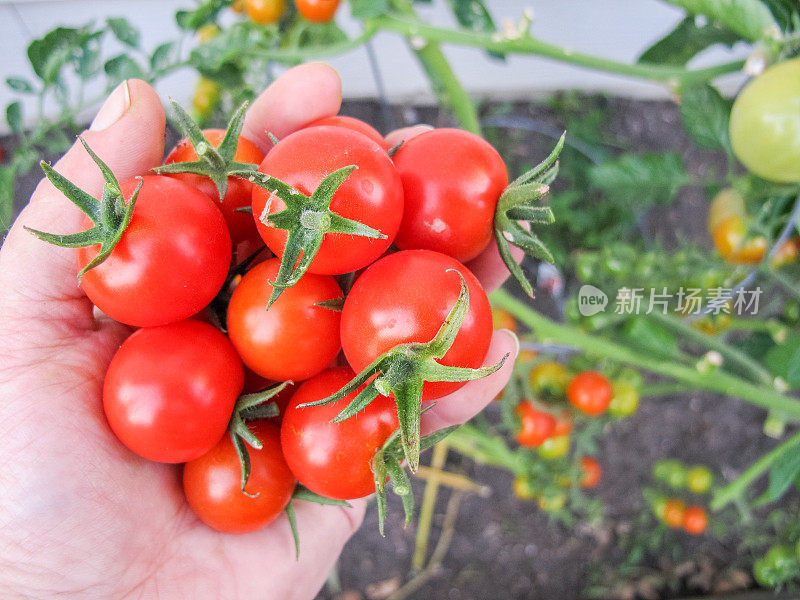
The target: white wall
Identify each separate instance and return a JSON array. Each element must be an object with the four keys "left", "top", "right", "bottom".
[{"left": 0, "top": 0, "right": 750, "bottom": 131}]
